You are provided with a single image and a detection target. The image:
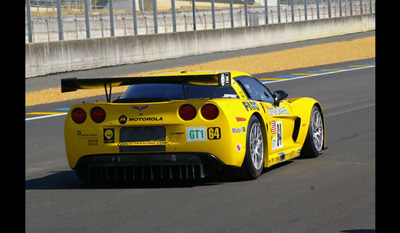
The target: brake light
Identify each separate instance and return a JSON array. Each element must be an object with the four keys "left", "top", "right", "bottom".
[
  {"left": 201, "top": 104, "right": 219, "bottom": 120},
  {"left": 71, "top": 108, "right": 86, "bottom": 124},
  {"left": 91, "top": 107, "right": 106, "bottom": 123},
  {"left": 179, "top": 104, "right": 197, "bottom": 121}
]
